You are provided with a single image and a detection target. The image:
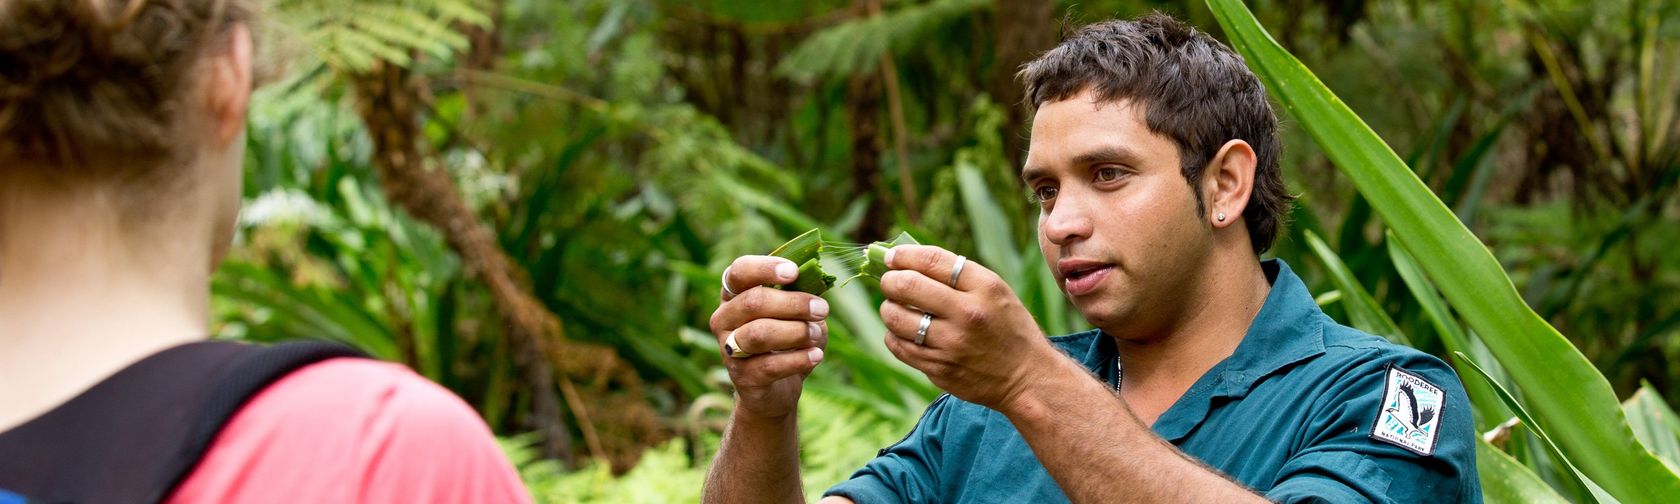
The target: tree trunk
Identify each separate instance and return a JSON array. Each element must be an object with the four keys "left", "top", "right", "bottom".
[
  {"left": 992, "top": 0, "right": 1057, "bottom": 167},
  {"left": 457, "top": 0, "right": 503, "bottom": 122},
  {"left": 848, "top": 67, "right": 890, "bottom": 242},
  {"left": 348, "top": 61, "right": 576, "bottom": 462}
]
